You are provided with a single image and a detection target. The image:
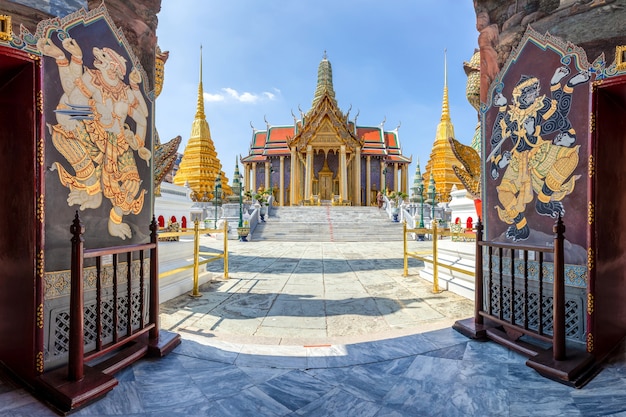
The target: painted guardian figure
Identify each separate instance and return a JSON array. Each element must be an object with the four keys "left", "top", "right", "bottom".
[
  {"left": 489, "top": 65, "right": 589, "bottom": 241},
  {"left": 37, "top": 36, "right": 151, "bottom": 239}
]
